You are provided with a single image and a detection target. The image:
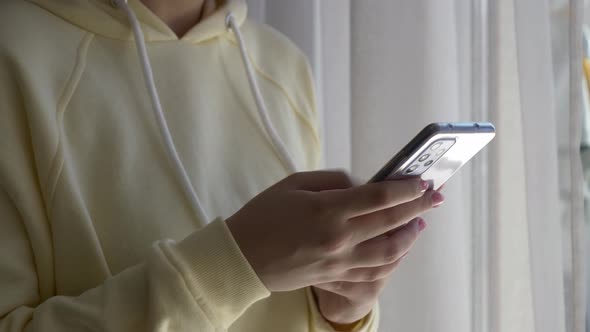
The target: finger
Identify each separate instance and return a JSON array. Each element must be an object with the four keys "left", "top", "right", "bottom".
[
  {"left": 346, "top": 218, "right": 424, "bottom": 268},
  {"left": 348, "top": 191, "right": 441, "bottom": 243},
  {"left": 338, "top": 260, "right": 401, "bottom": 283},
  {"left": 323, "top": 178, "right": 429, "bottom": 217},
  {"left": 314, "top": 278, "right": 388, "bottom": 299},
  {"left": 279, "top": 170, "right": 354, "bottom": 191}
]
